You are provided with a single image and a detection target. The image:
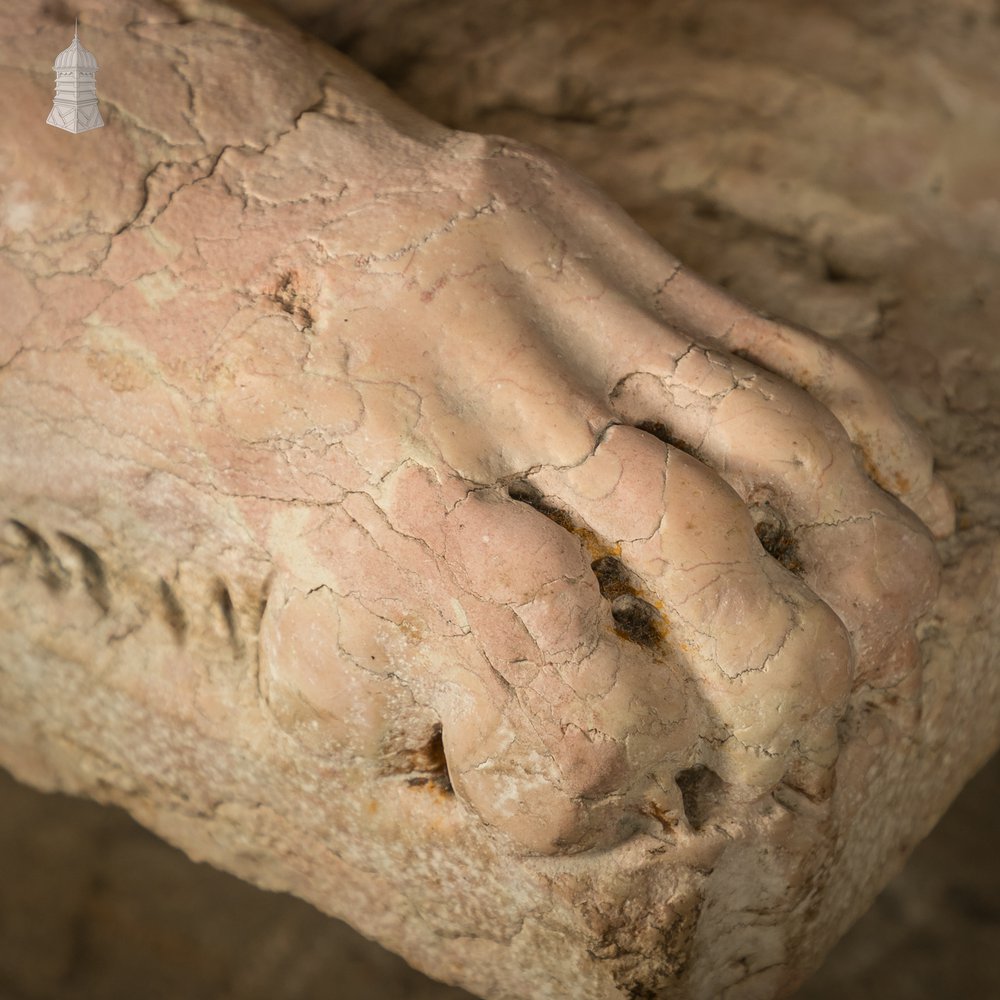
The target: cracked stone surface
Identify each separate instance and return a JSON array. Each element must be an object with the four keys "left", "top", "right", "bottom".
[
  {"left": 1, "top": 1, "right": 998, "bottom": 998},
  {"left": 4, "top": 760, "right": 997, "bottom": 999}
]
